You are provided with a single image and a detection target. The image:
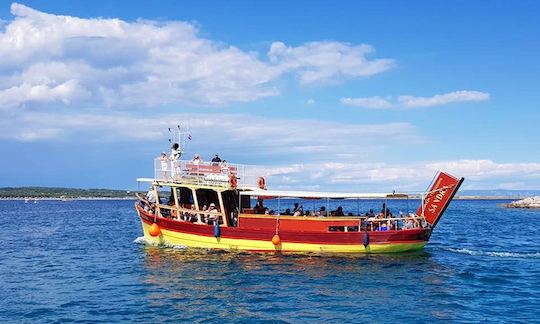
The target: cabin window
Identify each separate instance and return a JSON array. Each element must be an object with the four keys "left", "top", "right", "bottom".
[
  {"left": 195, "top": 189, "right": 219, "bottom": 210},
  {"left": 176, "top": 187, "right": 193, "bottom": 207}
]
